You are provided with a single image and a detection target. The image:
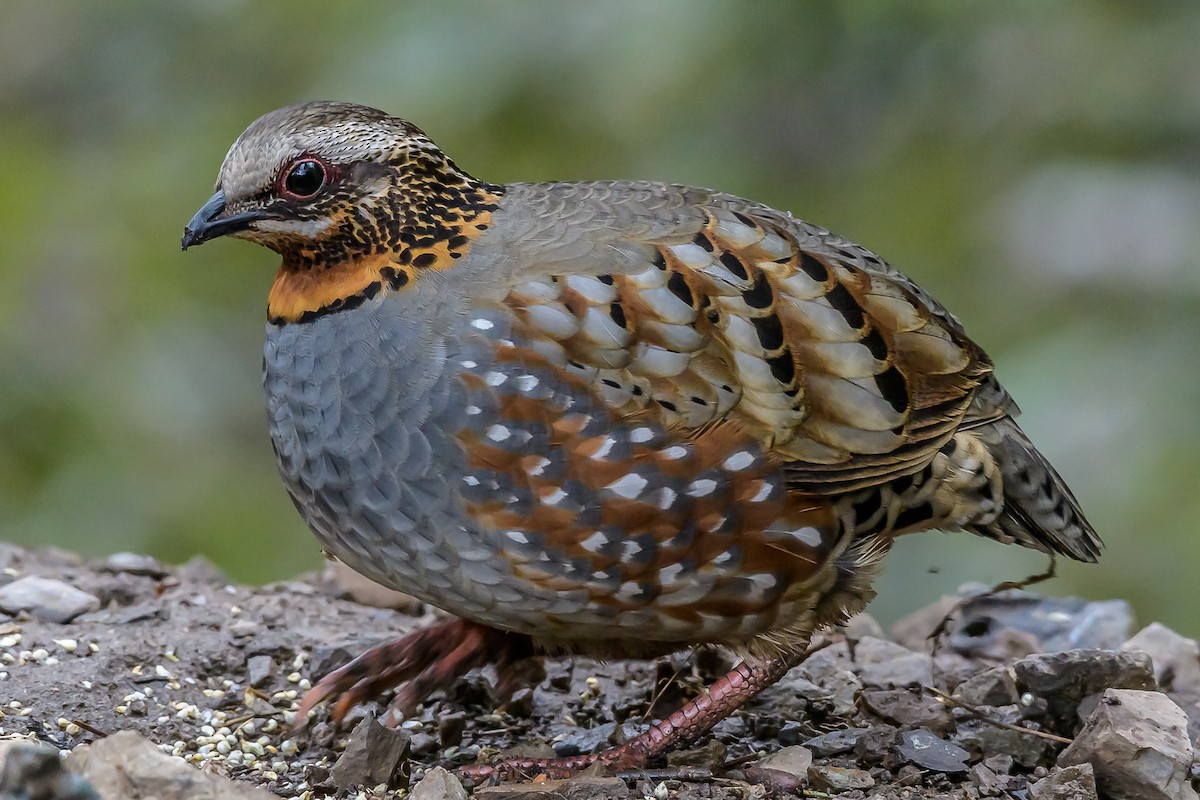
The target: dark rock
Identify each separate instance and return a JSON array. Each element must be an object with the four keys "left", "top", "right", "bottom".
[
  {"left": 666, "top": 738, "right": 725, "bottom": 770},
  {"left": 787, "top": 642, "right": 861, "bottom": 717},
  {"left": 1028, "top": 763, "right": 1098, "bottom": 800},
  {"left": 855, "top": 636, "right": 933, "bottom": 688},
  {"left": 1011, "top": 649, "right": 1155, "bottom": 730},
  {"left": 861, "top": 687, "right": 954, "bottom": 735},
  {"left": 309, "top": 642, "right": 360, "bottom": 680},
  {"left": 411, "top": 766, "right": 469, "bottom": 800},
  {"left": 952, "top": 704, "right": 1053, "bottom": 767},
  {"left": 803, "top": 726, "right": 869, "bottom": 757},
  {"left": 807, "top": 764, "right": 874, "bottom": 791},
  {"left": 552, "top": 722, "right": 617, "bottom": 757},
  {"left": 438, "top": 711, "right": 467, "bottom": 748},
  {"left": 409, "top": 732, "right": 439, "bottom": 757},
  {"left": 506, "top": 687, "right": 535, "bottom": 718},
  {"left": 969, "top": 763, "right": 1003, "bottom": 796},
  {"left": 0, "top": 741, "right": 99, "bottom": 800},
  {"left": 854, "top": 724, "right": 899, "bottom": 766},
  {"left": 895, "top": 764, "right": 924, "bottom": 786},
  {"left": 897, "top": 728, "right": 970, "bottom": 773},
  {"left": 1058, "top": 689, "right": 1197, "bottom": 800},
  {"left": 0, "top": 576, "right": 100, "bottom": 623},
  {"left": 776, "top": 720, "right": 808, "bottom": 746},
  {"left": 330, "top": 717, "right": 411, "bottom": 790}
]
